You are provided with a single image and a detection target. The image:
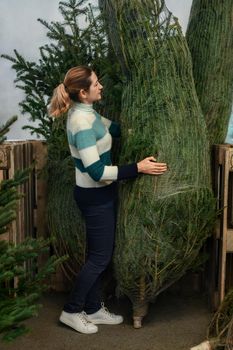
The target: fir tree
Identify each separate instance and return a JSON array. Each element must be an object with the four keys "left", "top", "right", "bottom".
[
  {"left": 0, "top": 117, "right": 64, "bottom": 342},
  {"left": 186, "top": 0, "right": 233, "bottom": 146}
]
